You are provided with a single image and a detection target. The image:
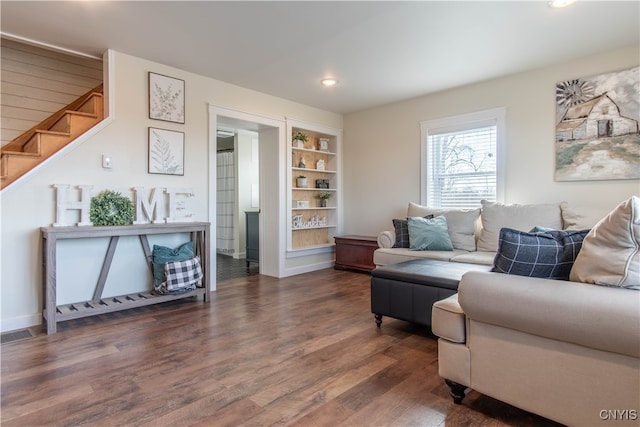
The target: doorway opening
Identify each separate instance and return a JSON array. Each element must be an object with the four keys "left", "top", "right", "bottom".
[
  {"left": 215, "top": 129, "right": 260, "bottom": 280},
  {"left": 209, "top": 105, "right": 285, "bottom": 286}
]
